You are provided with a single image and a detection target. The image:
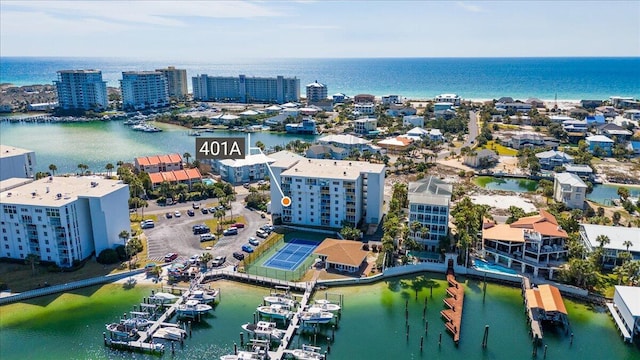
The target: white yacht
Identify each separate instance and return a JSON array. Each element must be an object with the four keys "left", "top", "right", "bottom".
[
  {"left": 287, "top": 344, "right": 326, "bottom": 360},
  {"left": 176, "top": 299, "right": 212, "bottom": 317},
  {"left": 256, "top": 304, "right": 293, "bottom": 321},
  {"left": 299, "top": 307, "right": 334, "bottom": 324},
  {"left": 241, "top": 321, "right": 286, "bottom": 342},
  {"left": 312, "top": 299, "right": 341, "bottom": 313}
]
